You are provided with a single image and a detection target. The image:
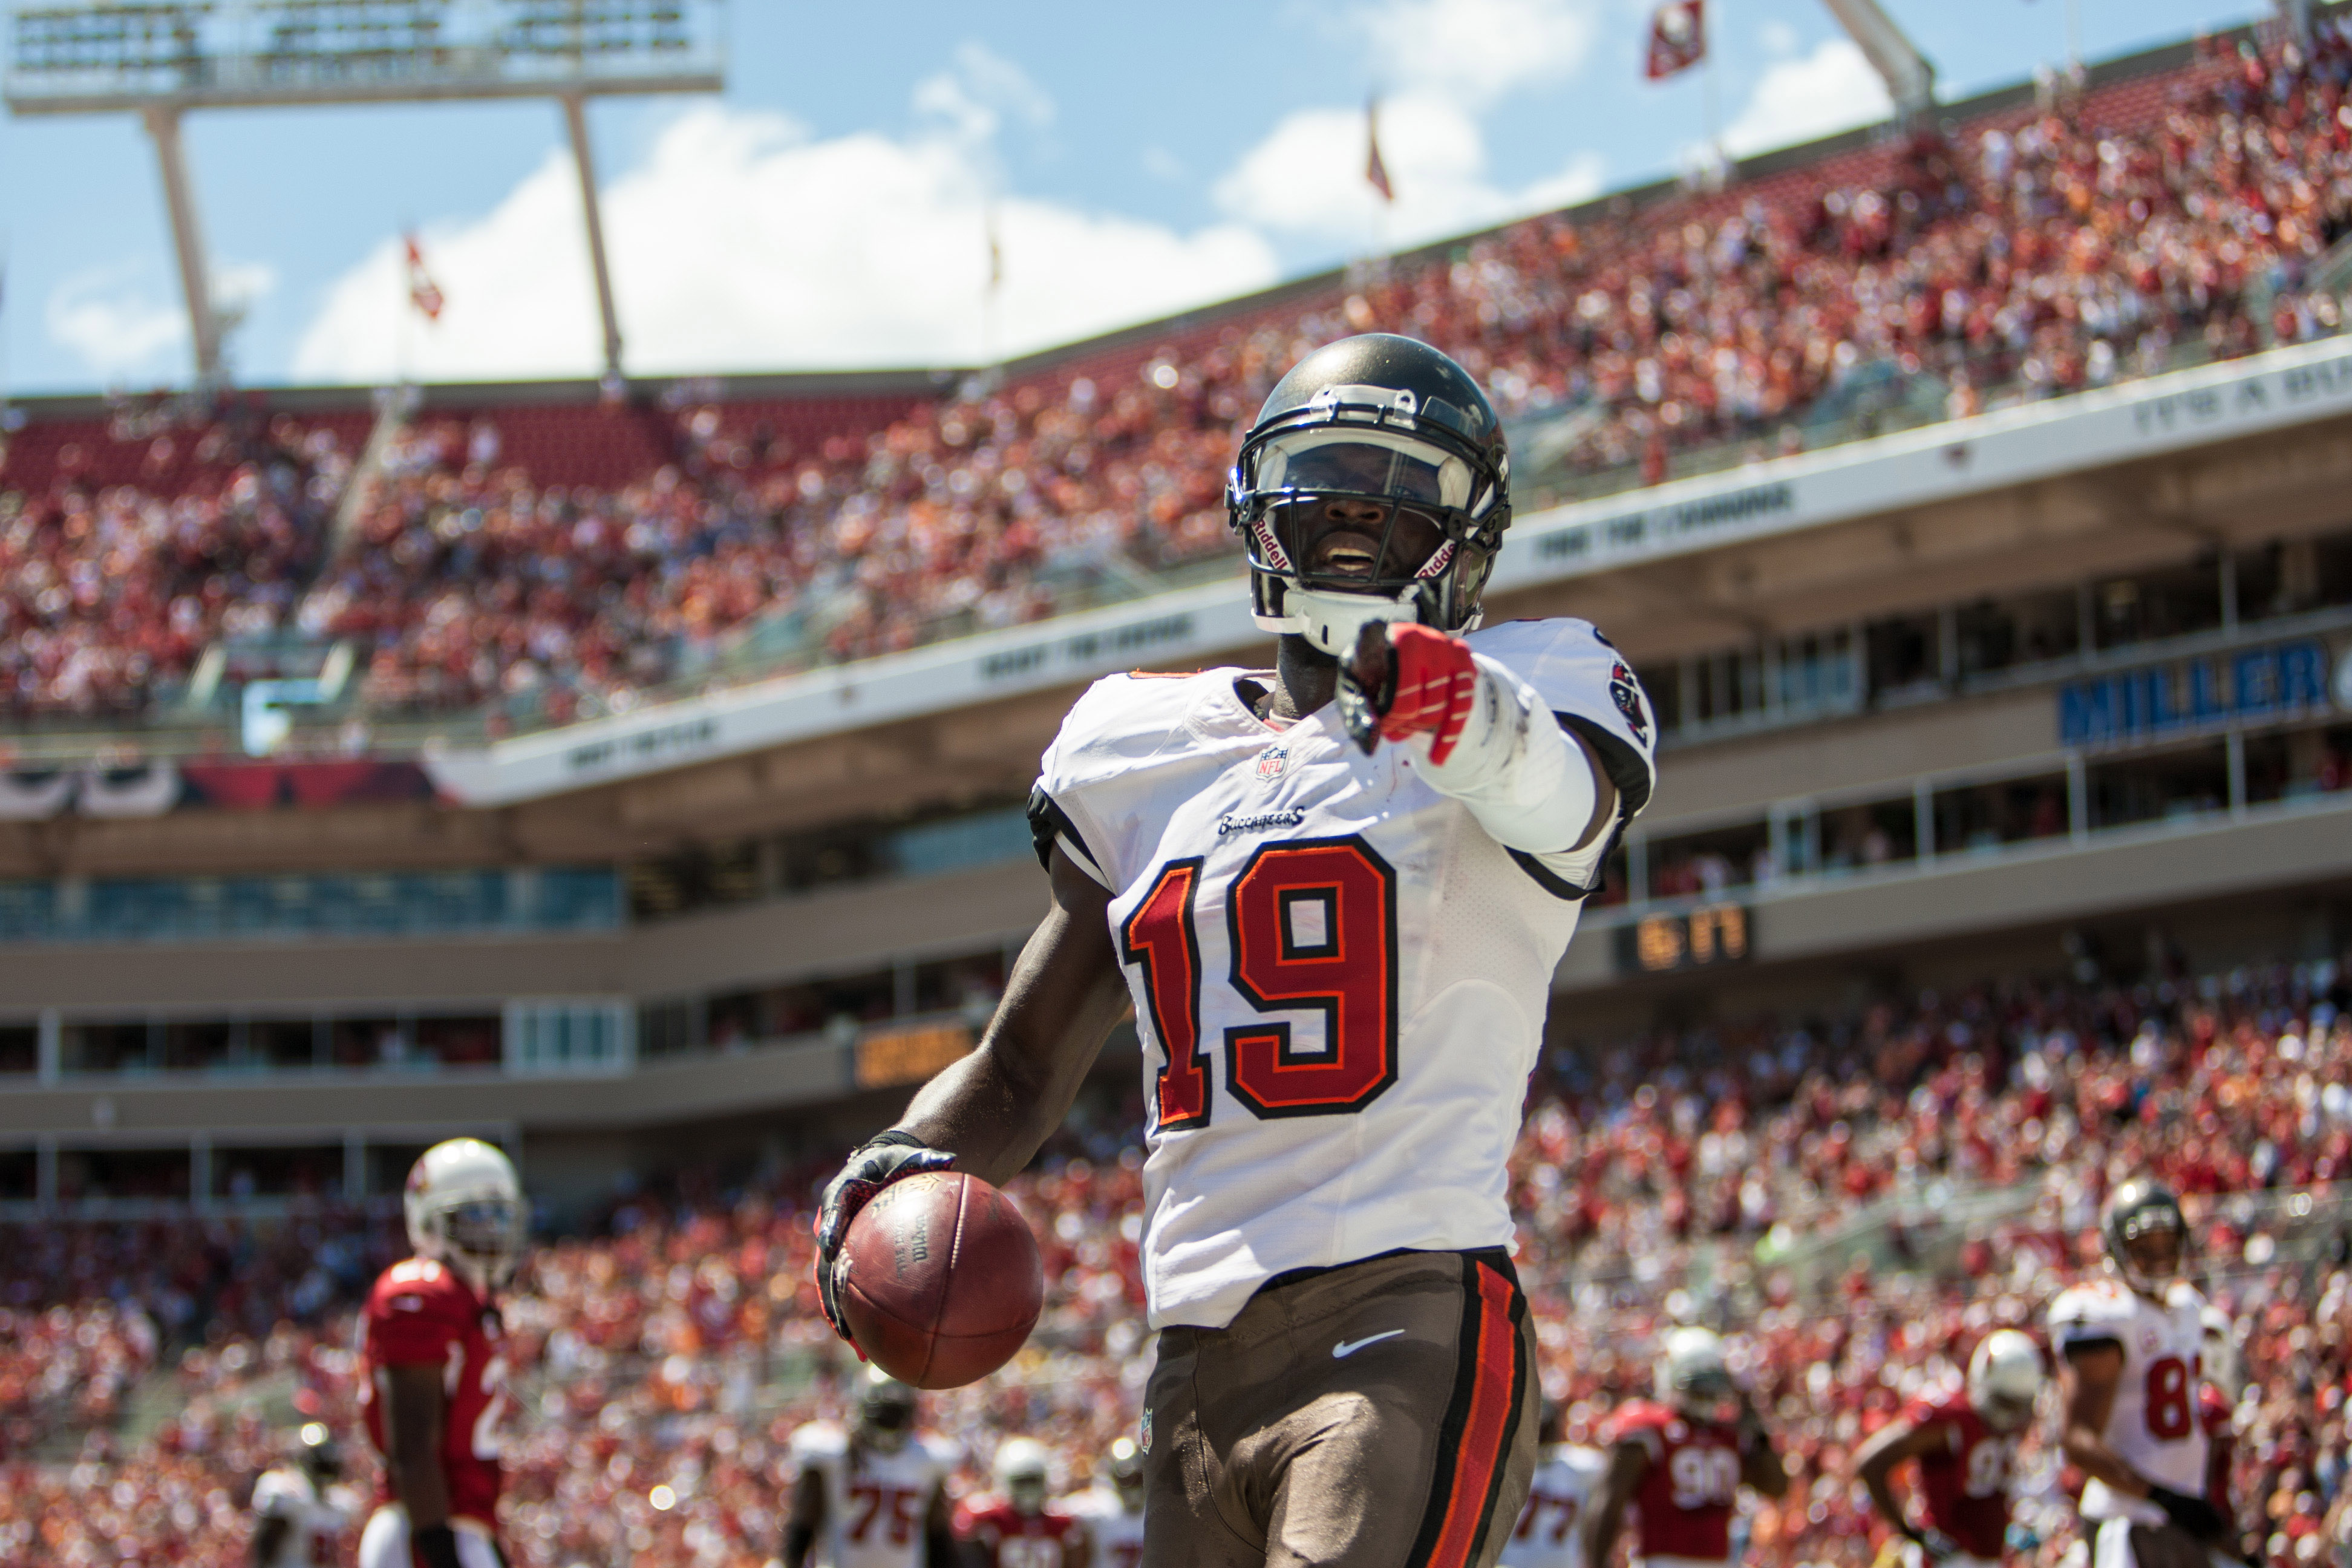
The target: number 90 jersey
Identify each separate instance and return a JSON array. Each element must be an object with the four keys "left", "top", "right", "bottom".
[
  {"left": 1597, "top": 1402, "right": 1743, "bottom": 1564},
  {"left": 1031, "top": 618, "right": 1655, "bottom": 1330},
  {"left": 2048, "top": 1277, "right": 2210, "bottom": 1524}
]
